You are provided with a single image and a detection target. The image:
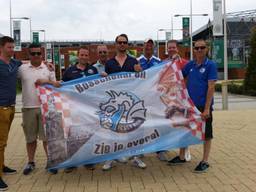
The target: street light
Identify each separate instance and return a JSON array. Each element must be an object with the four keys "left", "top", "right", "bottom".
[
  {"left": 9, "top": 0, "right": 32, "bottom": 41},
  {"left": 157, "top": 28, "right": 171, "bottom": 57},
  {"left": 223, "top": 0, "right": 228, "bottom": 110},
  {"left": 174, "top": 2, "right": 208, "bottom": 60}
]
